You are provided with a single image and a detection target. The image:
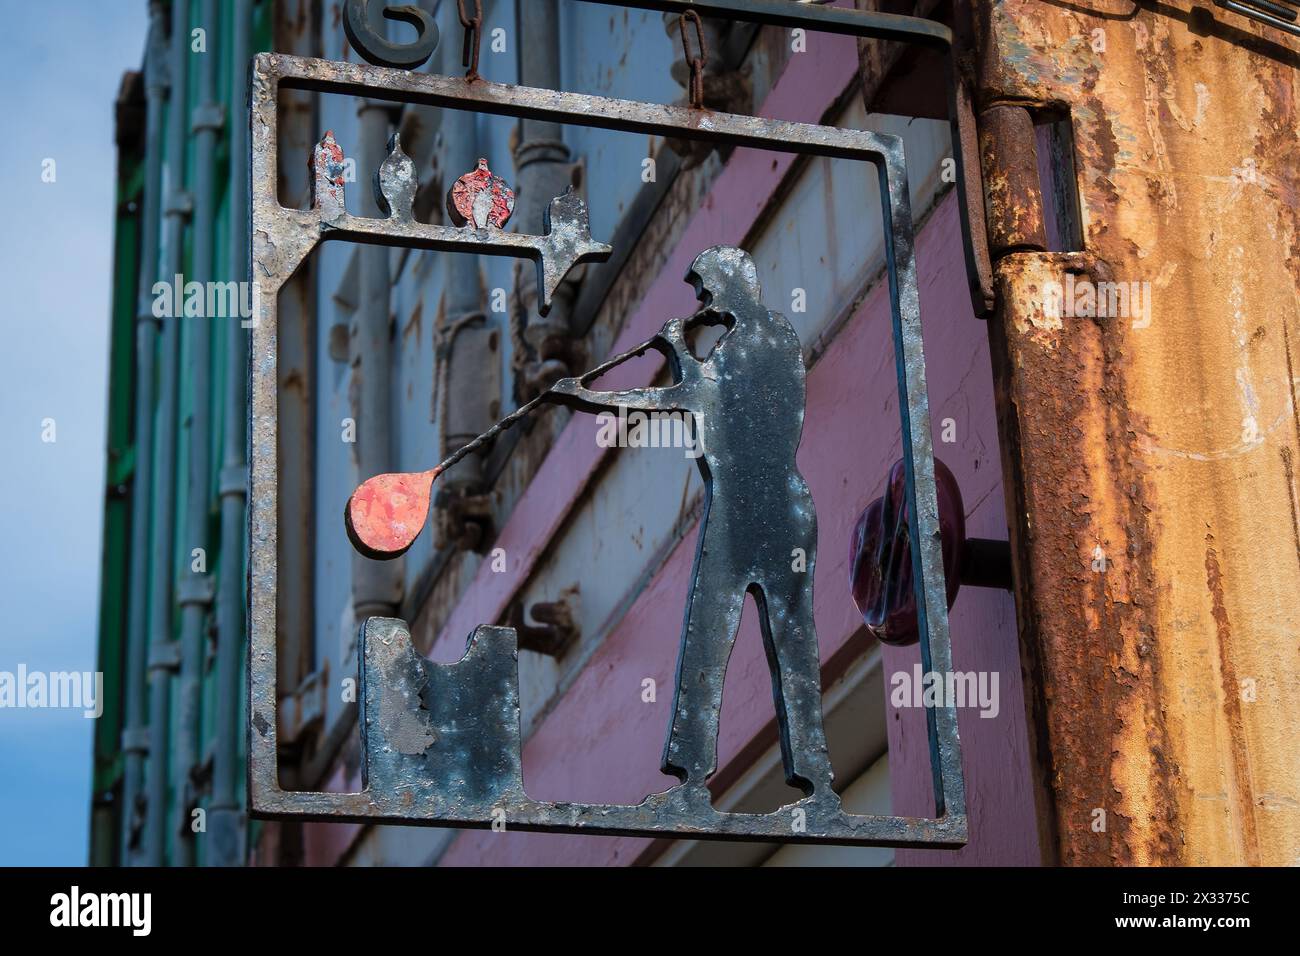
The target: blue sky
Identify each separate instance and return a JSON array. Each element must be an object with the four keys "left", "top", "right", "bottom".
[{"left": 0, "top": 1, "right": 147, "bottom": 865}]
